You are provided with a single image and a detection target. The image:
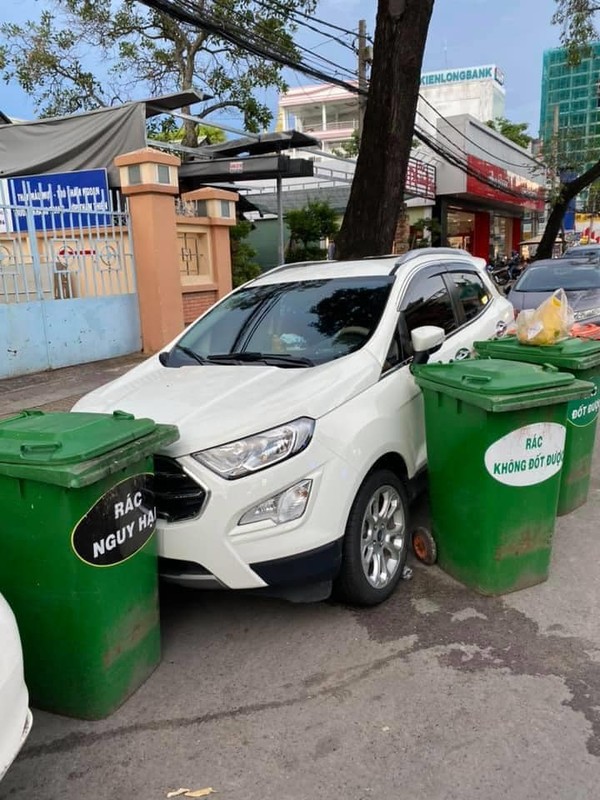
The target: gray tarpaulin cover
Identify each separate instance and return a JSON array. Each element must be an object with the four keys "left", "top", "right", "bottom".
[{"left": 0, "top": 103, "right": 146, "bottom": 184}]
